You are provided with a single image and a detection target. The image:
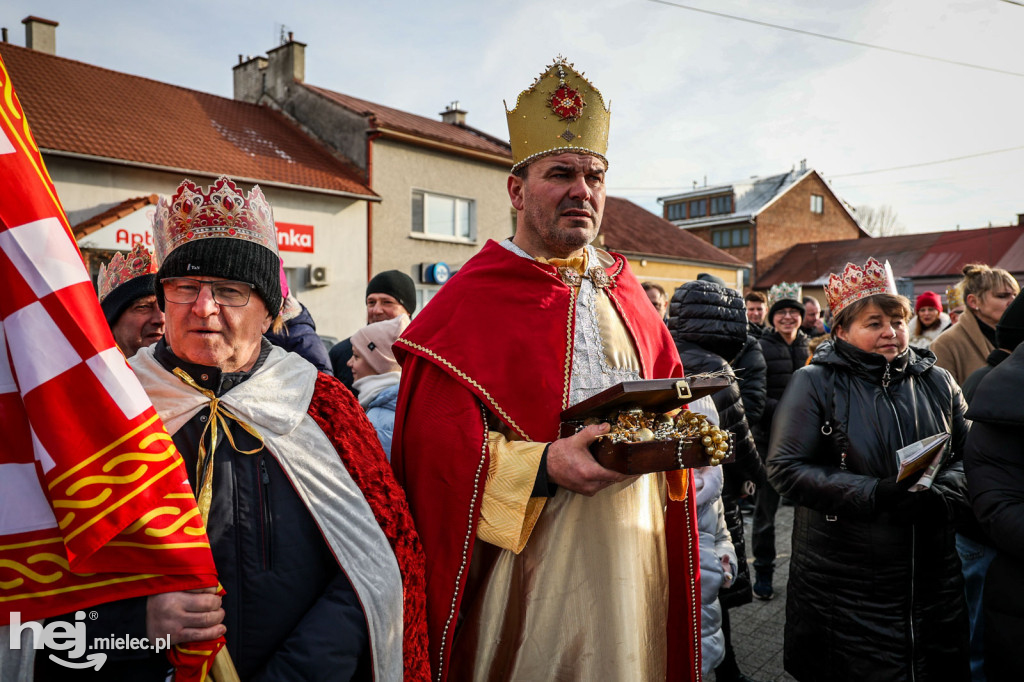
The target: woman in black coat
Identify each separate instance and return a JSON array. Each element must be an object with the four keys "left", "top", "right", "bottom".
[
  {"left": 766, "top": 261, "right": 971, "bottom": 682},
  {"left": 668, "top": 279, "right": 765, "bottom": 682},
  {"left": 965, "top": 343, "right": 1024, "bottom": 681}
]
